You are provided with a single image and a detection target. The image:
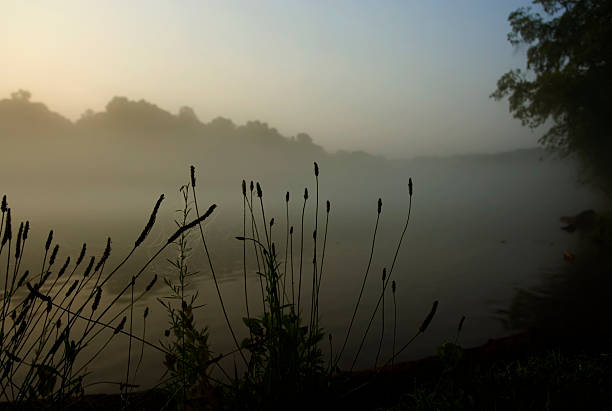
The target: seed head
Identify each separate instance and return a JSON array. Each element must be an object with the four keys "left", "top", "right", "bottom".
[
  {"left": 304, "top": 188, "right": 308, "bottom": 200},
  {"left": 144, "top": 307, "right": 149, "bottom": 318},
  {"left": 1, "top": 208, "right": 11, "bottom": 247},
  {"left": 17, "top": 270, "right": 29, "bottom": 287},
  {"left": 45, "top": 230, "right": 53, "bottom": 252},
  {"left": 92, "top": 287, "right": 102, "bottom": 312},
  {"left": 15, "top": 222, "right": 23, "bottom": 259},
  {"left": 190, "top": 165, "right": 196, "bottom": 188},
  {"left": 145, "top": 274, "right": 158, "bottom": 291},
  {"left": 250, "top": 181, "right": 254, "bottom": 192},
  {"left": 408, "top": 178, "right": 413, "bottom": 197},
  {"left": 41, "top": 270, "right": 51, "bottom": 286},
  {"left": 242, "top": 180, "right": 246, "bottom": 196},
  {"left": 57, "top": 257, "right": 70, "bottom": 279},
  {"left": 76, "top": 243, "right": 86, "bottom": 266},
  {"left": 419, "top": 300, "right": 438, "bottom": 333},
  {"left": 392, "top": 280, "right": 396, "bottom": 294},
  {"left": 49, "top": 332, "right": 63, "bottom": 356},
  {"left": 1, "top": 195, "right": 6, "bottom": 212},
  {"left": 314, "top": 162, "right": 319, "bottom": 177},
  {"left": 135, "top": 194, "right": 164, "bottom": 248},
  {"left": 66, "top": 280, "right": 78, "bottom": 297},
  {"left": 270, "top": 218, "right": 274, "bottom": 227},
  {"left": 457, "top": 315, "right": 466, "bottom": 334},
  {"left": 378, "top": 198, "right": 382, "bottom": 214},
  {"left": 327, "top": 200, "right": 330, "bottom": 213},
  {"left": 95, "top": 237, "right": 111, "bottom": 272},
  {"left": 49, "top": 244, "right": 59, "bottom": 267},
  {"left": 23, "top": 221, "right": 29, "bottom": 240},
  {"left": 114, "top": 316, "right": 127, "bottom": 334},
  {"left": 382, "top": 268, "right": 386, "bottom": 282},
  {"left": 256, "top": 182, "right": 262, "bottom": 198},
  {"left": 83, "top": 256, "right": 95, "bottom": 278},
  {"left": 286, "top": 191, "right": 289, "bottom": 203},
  {"left": 290, "top": 226, "right": 294, "bottom": 235},
  {"left": 167, "top": 204, "right": 216, "bottom": 244}
]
